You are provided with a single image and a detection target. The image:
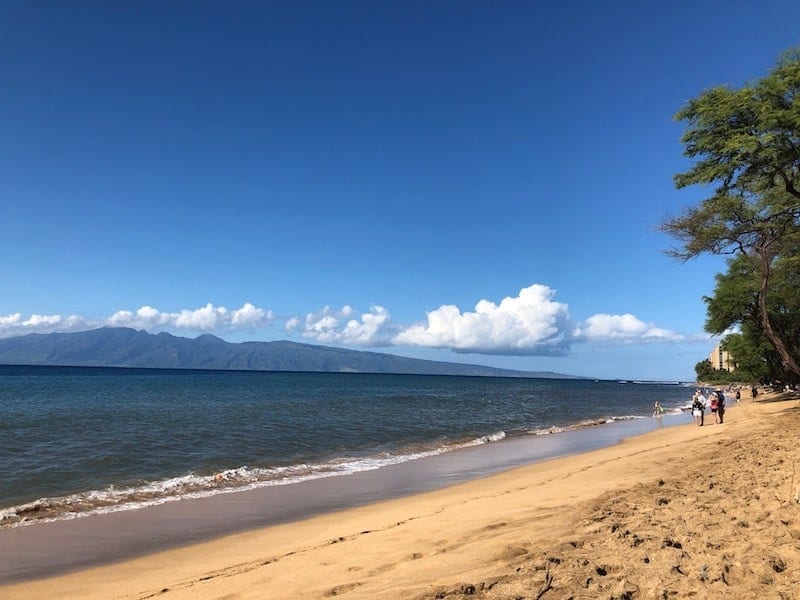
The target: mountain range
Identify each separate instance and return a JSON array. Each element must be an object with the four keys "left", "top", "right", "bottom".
[{"left": 0, "top": 327, "right": 578, "bottom": 378}]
